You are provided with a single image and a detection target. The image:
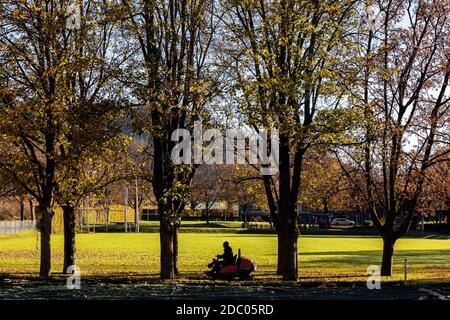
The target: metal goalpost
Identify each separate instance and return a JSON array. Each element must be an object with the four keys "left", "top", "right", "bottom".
[{"left": 78, "top": 181, "right": 140, "bottom": 233}]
